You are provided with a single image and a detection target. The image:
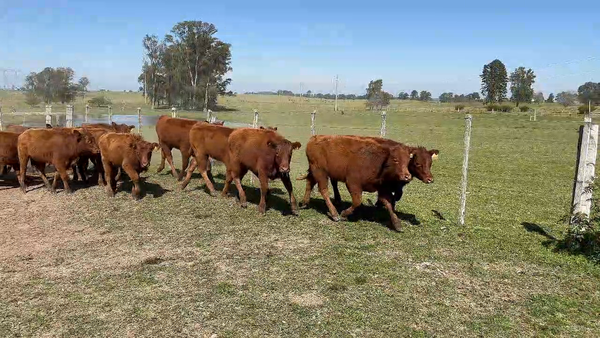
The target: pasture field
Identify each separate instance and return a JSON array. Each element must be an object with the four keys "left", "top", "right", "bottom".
[{"left": 1, "top": 91, "right": 600, "bottom": 337}]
